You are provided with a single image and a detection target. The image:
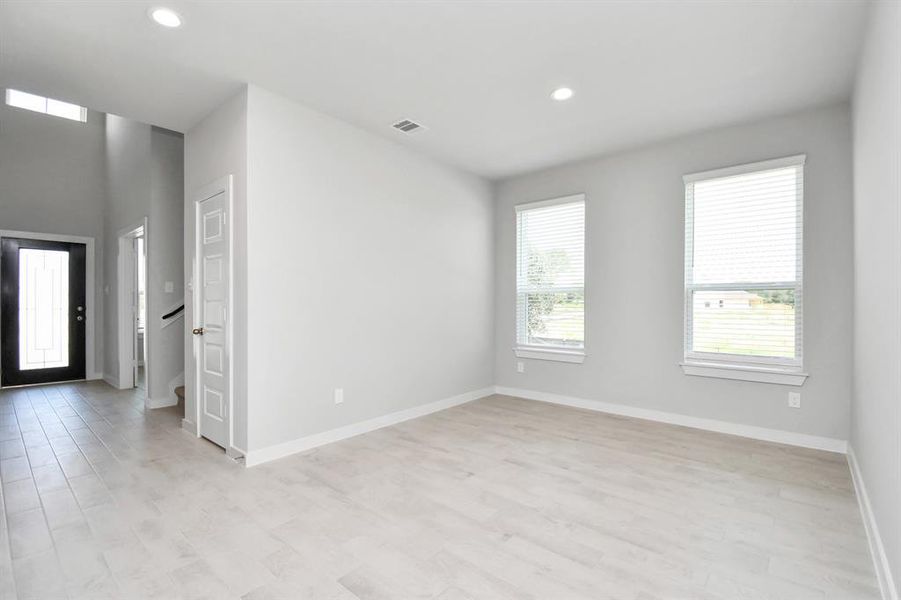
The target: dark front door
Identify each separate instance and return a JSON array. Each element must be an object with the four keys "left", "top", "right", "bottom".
[{"left": 1, "top": 238, "right": 87, "bottom": 387}]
